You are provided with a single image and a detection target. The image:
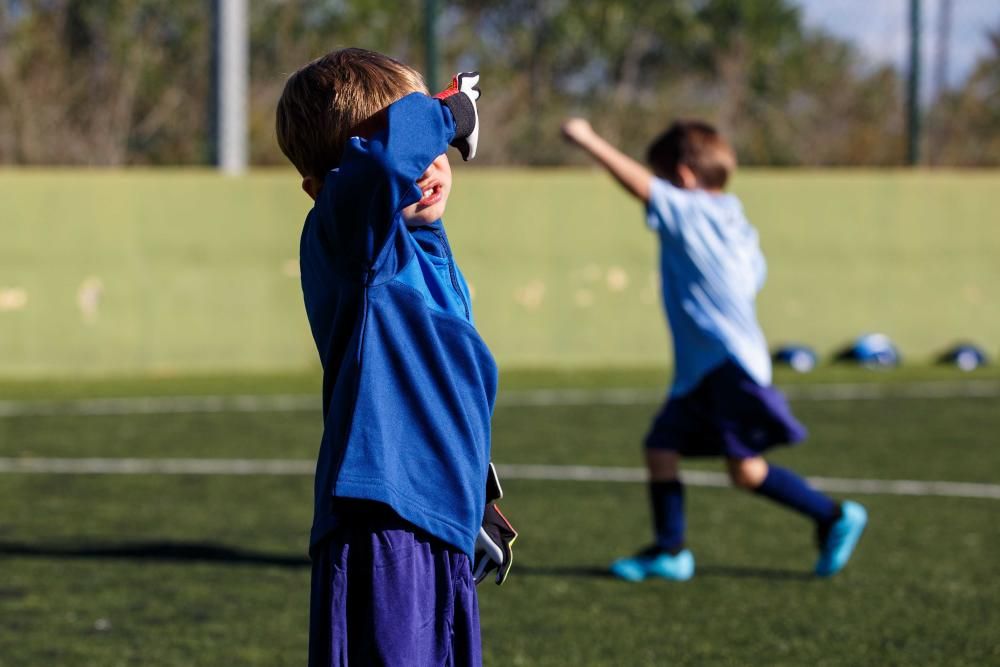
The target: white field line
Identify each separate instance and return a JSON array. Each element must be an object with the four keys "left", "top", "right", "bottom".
[
  {"left": 0, "top": 458, "right": 997, "bottom": 500},
  {"left": 497, "top": 465, "right": 1000, "bottom": 500},
  {"left": 0, "top": 394, "right": 320, "bottom": 418},
  {"left": 0, "top": 457, "right": 315, "bottom": 475},
  {"left": 1, "top": 380, "right": 999, "bottom": 418}
]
